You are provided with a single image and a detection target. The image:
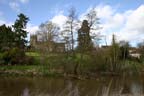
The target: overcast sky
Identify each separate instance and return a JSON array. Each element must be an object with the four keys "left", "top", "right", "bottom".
[{"left": 0, "top": 0, "right": 144, "bottom": 46}]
